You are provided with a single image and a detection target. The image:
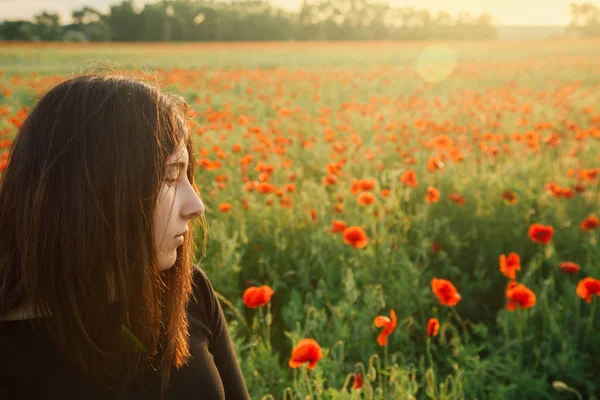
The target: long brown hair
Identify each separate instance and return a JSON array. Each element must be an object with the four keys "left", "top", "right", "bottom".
[{"left": 0, "top": 72, "right": 206, "bottom": 398}]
